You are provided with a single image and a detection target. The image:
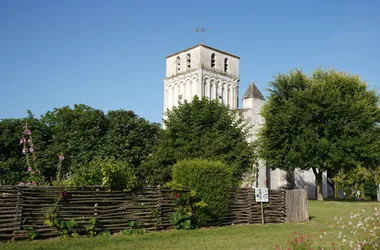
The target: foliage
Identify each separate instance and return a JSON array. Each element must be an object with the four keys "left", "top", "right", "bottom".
[
  {"left": 42, "top": 106, "right": 160, "bottom": 184},
  {"left": 69, "top": 157, "right": 138, "bottom": 191},
  {"left": 122, "top": 221, "right": 146, "bottom": 235},
  {"left": 143, "top": 96, "right": 254, "bottom": 184},
  {"left": 171, "top": 159, "right": 233, "bottom": 225},
  {"left": 85, "top": 217, "right": 99, "bottom": 237},
  {"left": 258, "top": 68, "right": 380, "bottom": 199},
  {"left": 40, "top": 104, "right": 108, "bottom": 180},
  {"left": 23, "top": 226, "right": 40, "bottom": 240},
  {"left": 45, "top": 217, "right": 79, "bottom": 238},
  {"left": 0, "top": 105, "right": 160, "bottom": 185},
  {"left": 168, "top": 189, "right": 208, "bottom": 229},
  {"left": 150, "top": 208, "right": 160, "bottom": 230},
  {"left": 333, "top": 166, "right": 380, "bottom": 200},
  {"left": 102, "top": 110, "right": 161, "bottom": 182},
  {"left": 99, "top": 229, "right": 112, "bottom": 238},
  {"left": 0, "top": 113, "right": 52, "bottom": 185},
  {"left": 44, "top": 190, "right": 79, "bottom": 238}
]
